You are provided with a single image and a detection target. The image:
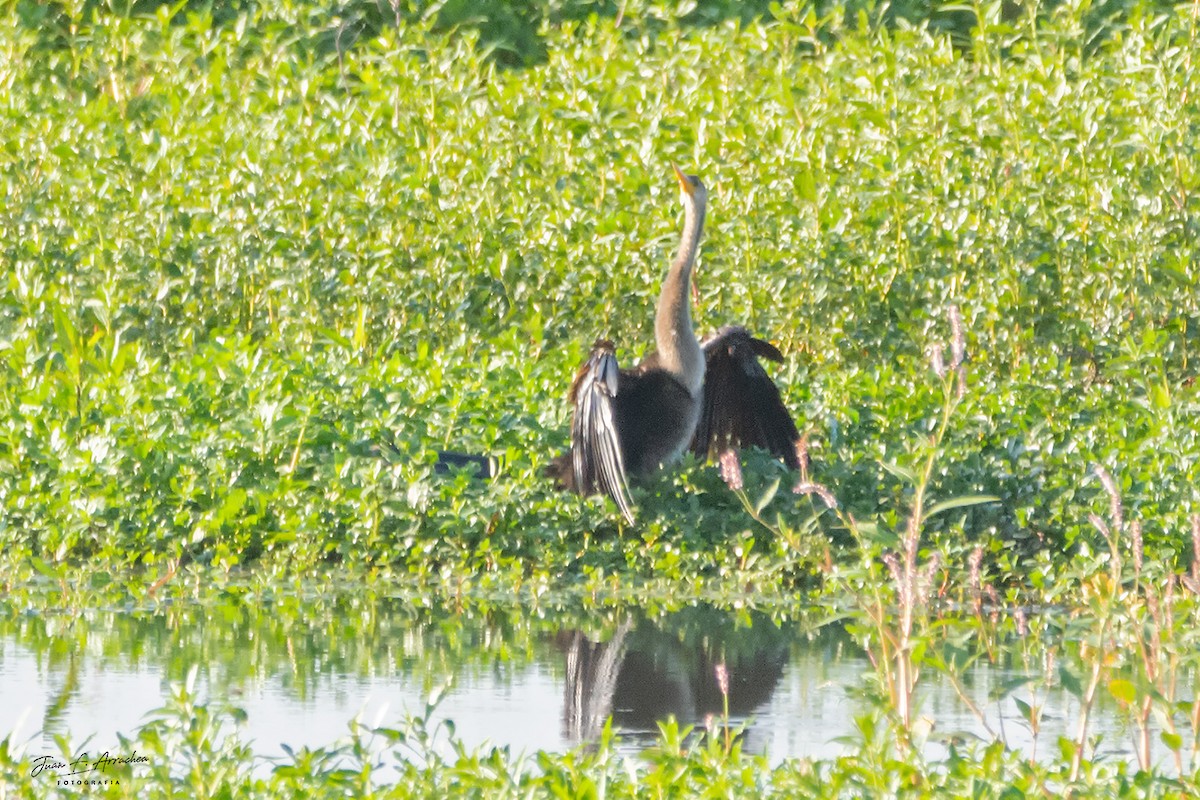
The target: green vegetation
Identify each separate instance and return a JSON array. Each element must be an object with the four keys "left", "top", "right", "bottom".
[
  {"left": 0, "top": 679, "right": 1187, "bottom": 798},
  {"left": 2, "top": 0, "right": 1200, "bottom": 795}
]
